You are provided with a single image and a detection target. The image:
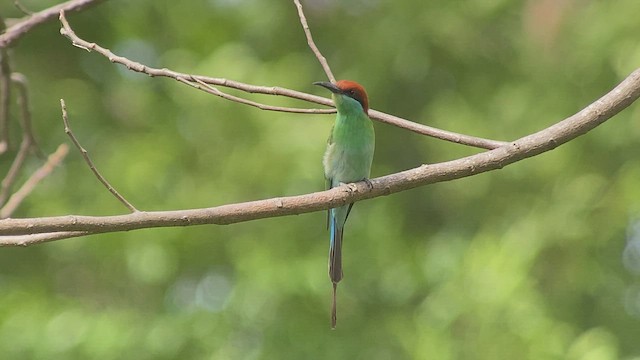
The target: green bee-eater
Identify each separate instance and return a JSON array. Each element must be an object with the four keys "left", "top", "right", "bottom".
[{"left": 314, "top": 80, "right": 375, "bottom": 328}]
